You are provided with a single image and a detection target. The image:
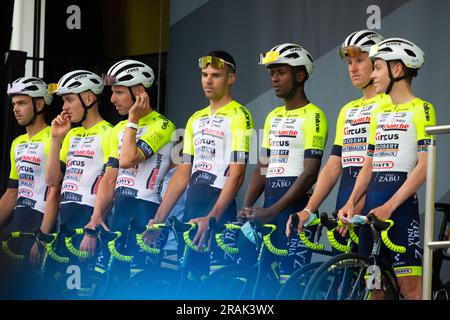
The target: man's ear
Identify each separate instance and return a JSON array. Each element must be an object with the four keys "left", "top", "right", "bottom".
[
  {"left": 35, "top": 98, "right": 45, "bottom": 113},
  {"left": 228, "top": 72, "right": 236, "bottom": 85},
  {"left": 134, "top": 84, "right": 146, "bottom": 95},
  {"left": 296, "top": 69, "right": 306, "bottom": 83},
  {"left": 392, "top": 61, "right": 404, "bottom": 78}
]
